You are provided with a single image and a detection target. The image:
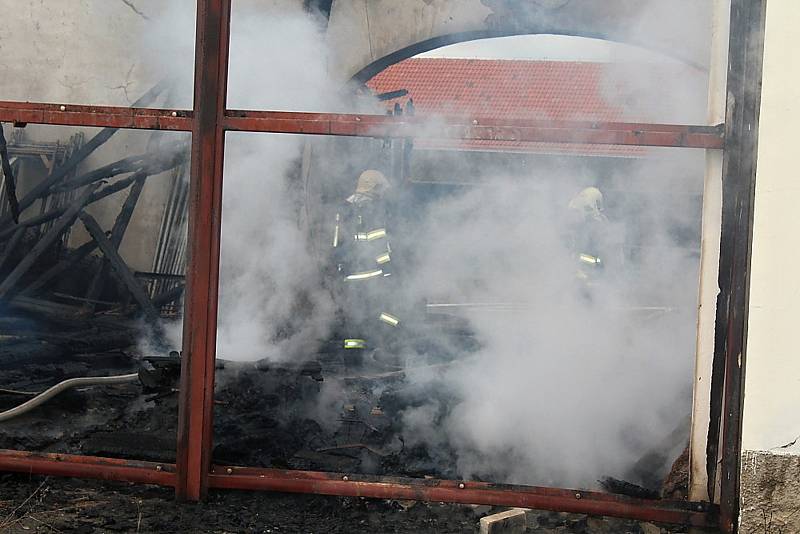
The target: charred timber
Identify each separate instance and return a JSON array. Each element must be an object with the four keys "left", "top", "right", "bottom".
[
  {"left": 0, "top": 170, "right": 151, "bottom": 242},
  {"left": 0, "top": 124, "right": 20, "bottom": 222},
  {"left": 83, "top": 174, "right": 147, "bottom": 313},
  {"left": 0, "top": 82, "right": 166, "bottom": 226},
  {"left": 0, "top": 184, "right": 100, "bottom": 300},
  {"left": 78, "top": 212, "right": 159, "bottom": 323}
]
